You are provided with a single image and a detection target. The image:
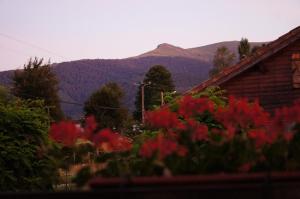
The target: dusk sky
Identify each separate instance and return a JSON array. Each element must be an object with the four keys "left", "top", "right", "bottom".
[{"left": 0, "top": 0, "right": 299, "bottom": 71}]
